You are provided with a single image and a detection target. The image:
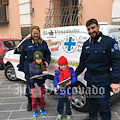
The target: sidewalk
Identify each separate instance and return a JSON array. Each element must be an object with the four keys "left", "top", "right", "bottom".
[{"left": 0, "top": 70, "right": 120, "bottom": 120}]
